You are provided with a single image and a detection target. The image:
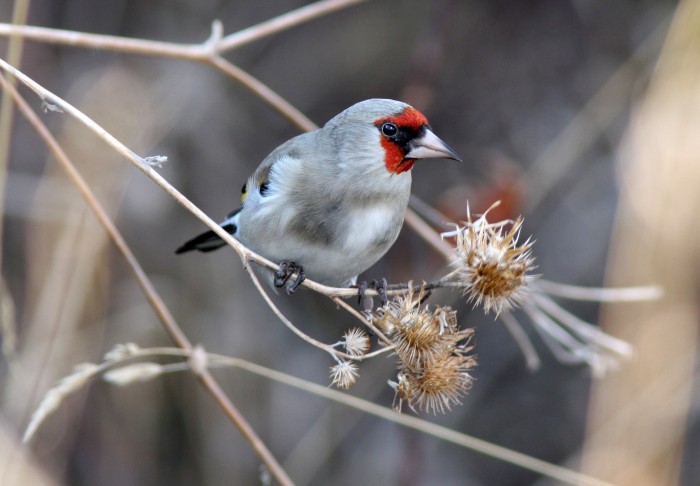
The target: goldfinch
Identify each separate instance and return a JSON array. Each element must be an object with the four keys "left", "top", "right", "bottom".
[{"left": 176, "top": 99, "right": 459, "bottom": 293}]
